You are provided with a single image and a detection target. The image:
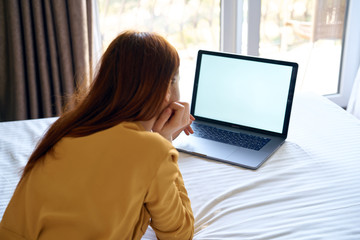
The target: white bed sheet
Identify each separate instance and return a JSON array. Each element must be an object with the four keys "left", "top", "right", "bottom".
[
  {"left": 1, "top": 93, "right": 360, "bottom": 239},
  {"left": 0, "top": 117, "right": 57, "bottom": 219}
]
